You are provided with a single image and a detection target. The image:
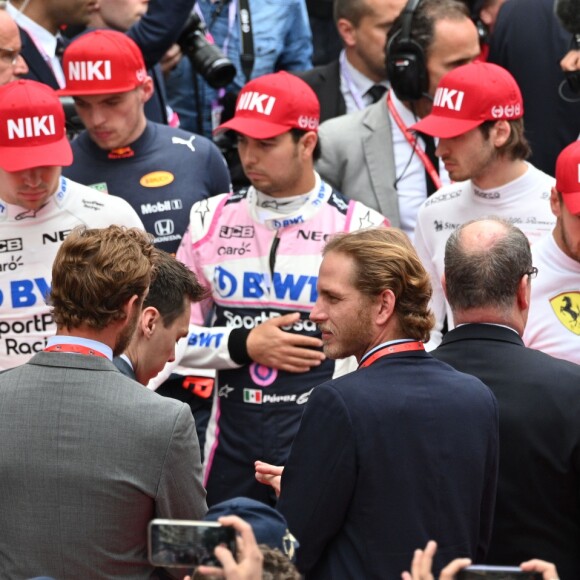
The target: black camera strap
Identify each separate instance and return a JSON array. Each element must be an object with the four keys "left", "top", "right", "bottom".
[{"left": 237, "top": 0, "right": 254, "bottom": 81}]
